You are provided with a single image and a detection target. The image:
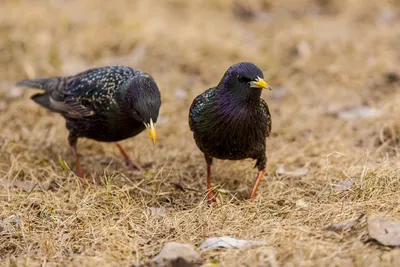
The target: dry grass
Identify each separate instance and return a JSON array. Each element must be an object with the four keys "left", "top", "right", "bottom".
[{"left": 1, "top": 0, "right": 400, "bottom": 266}]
